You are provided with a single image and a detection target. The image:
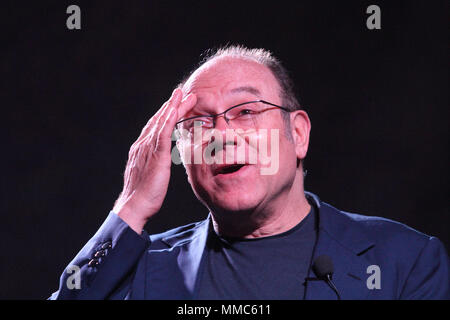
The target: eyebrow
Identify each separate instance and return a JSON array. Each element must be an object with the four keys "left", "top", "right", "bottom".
[
  {"left": 229, "top": 86, "right": 262, "bottom": 97},
  {"left": 185, "top": 86, "right": 262, "bottom": 118}
]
